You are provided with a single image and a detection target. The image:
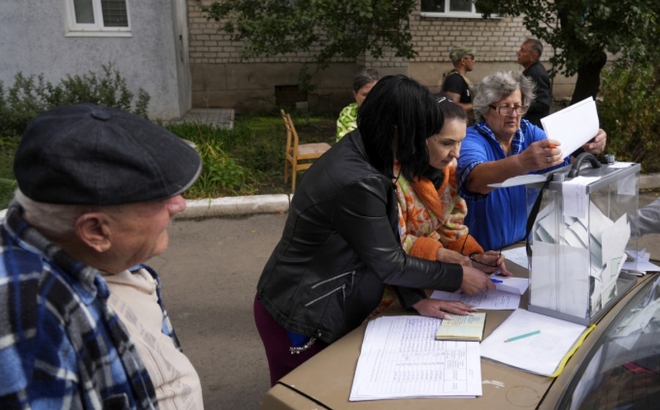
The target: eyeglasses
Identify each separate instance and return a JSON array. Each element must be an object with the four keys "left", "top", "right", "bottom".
[
  {"left": 489, "top": 104, "right": 528, "bottom": 116},
  {"left": 459, "top": 229, "right": 503, "bottom": 269}
]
